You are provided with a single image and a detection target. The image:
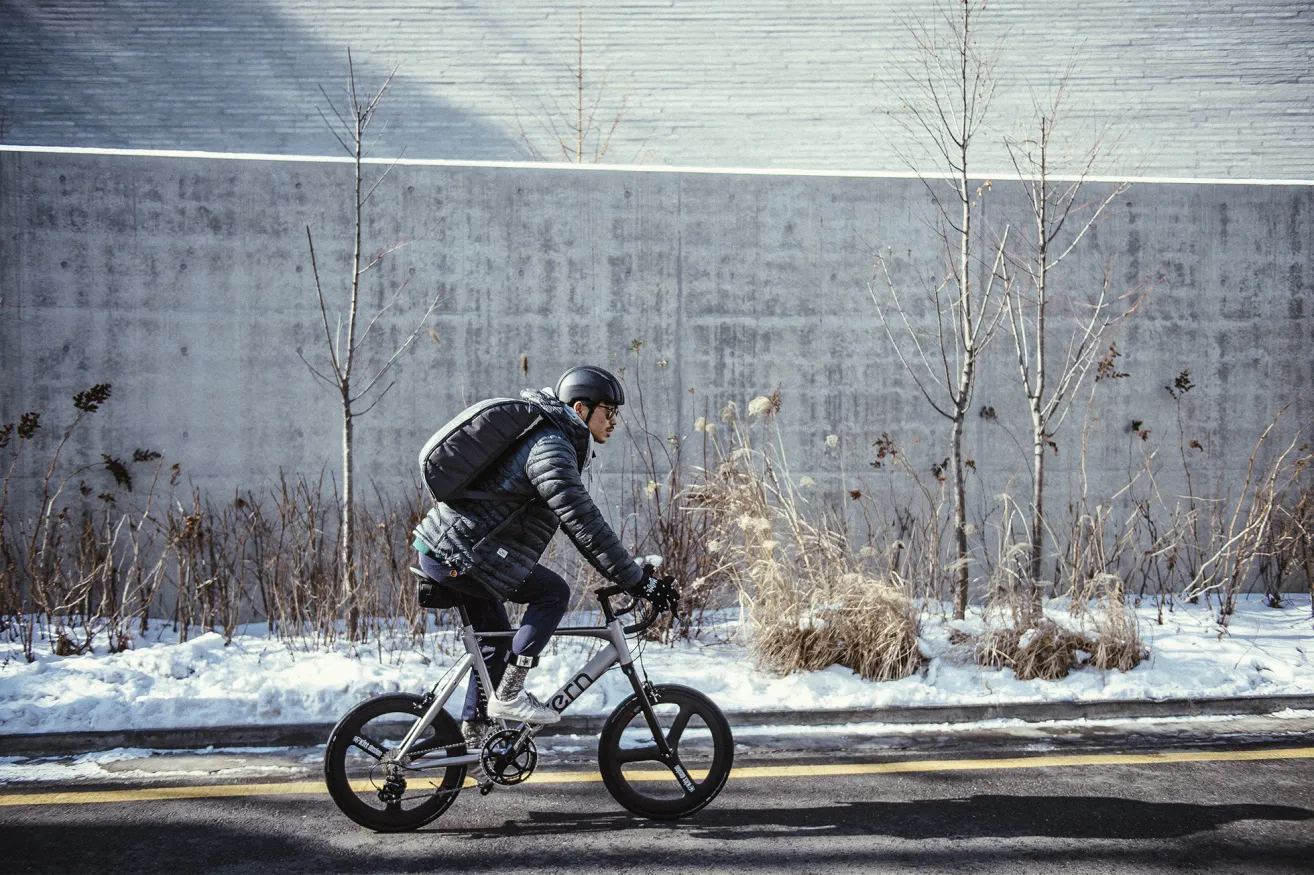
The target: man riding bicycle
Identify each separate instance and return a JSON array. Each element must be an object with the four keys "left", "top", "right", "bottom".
[{"left": 411, "top": 365, "right": 677, "bottom": 747}]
